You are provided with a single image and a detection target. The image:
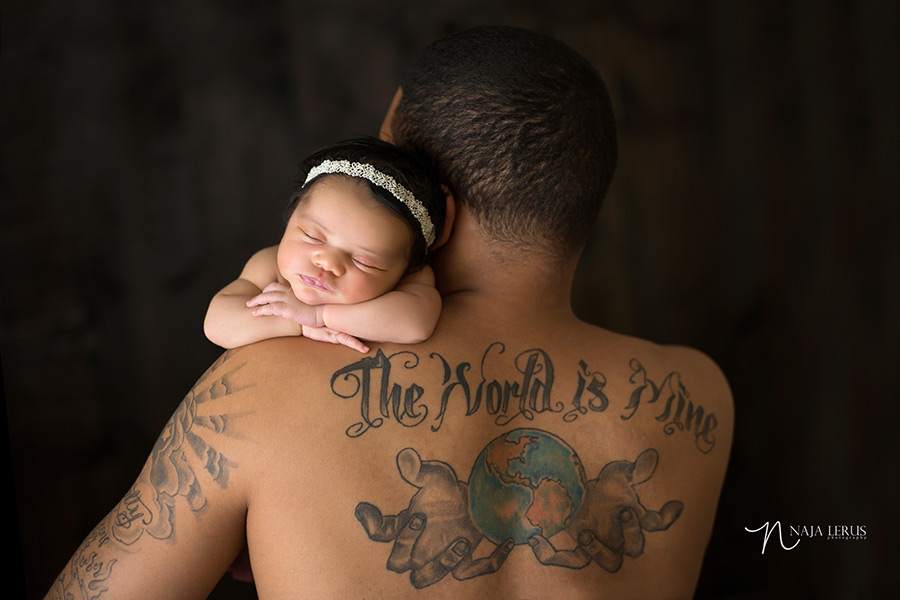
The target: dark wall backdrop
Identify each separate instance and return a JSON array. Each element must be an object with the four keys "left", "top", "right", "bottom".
[{"left": 3, "top": 1, "right": 898, "bottom": 598}]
